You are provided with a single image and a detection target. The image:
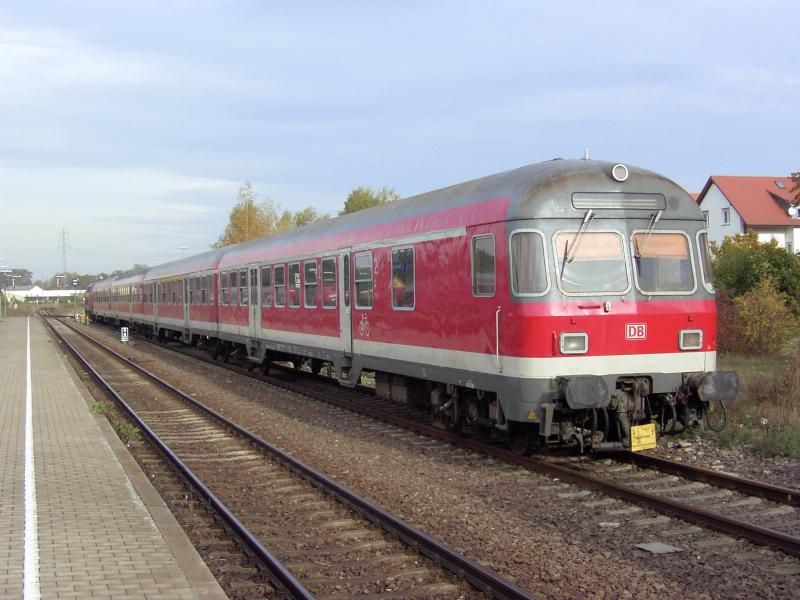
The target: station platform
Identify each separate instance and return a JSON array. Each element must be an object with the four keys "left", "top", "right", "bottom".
[{"left": 0, "top": 317, "right": 227, "bottom": 599}]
